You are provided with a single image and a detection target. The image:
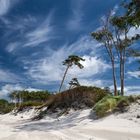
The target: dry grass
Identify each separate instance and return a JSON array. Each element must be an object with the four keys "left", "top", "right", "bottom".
[{"left": 46, "top": 86, "right": 109, "bottom": 111}]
